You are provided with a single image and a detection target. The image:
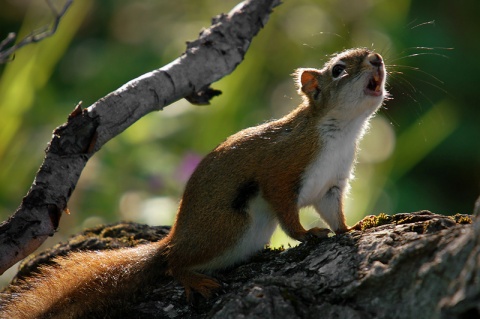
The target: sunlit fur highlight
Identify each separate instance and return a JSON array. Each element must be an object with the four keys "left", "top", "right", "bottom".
[{"left": 1, "top": 48, "right": 387, "bottom": 318}]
